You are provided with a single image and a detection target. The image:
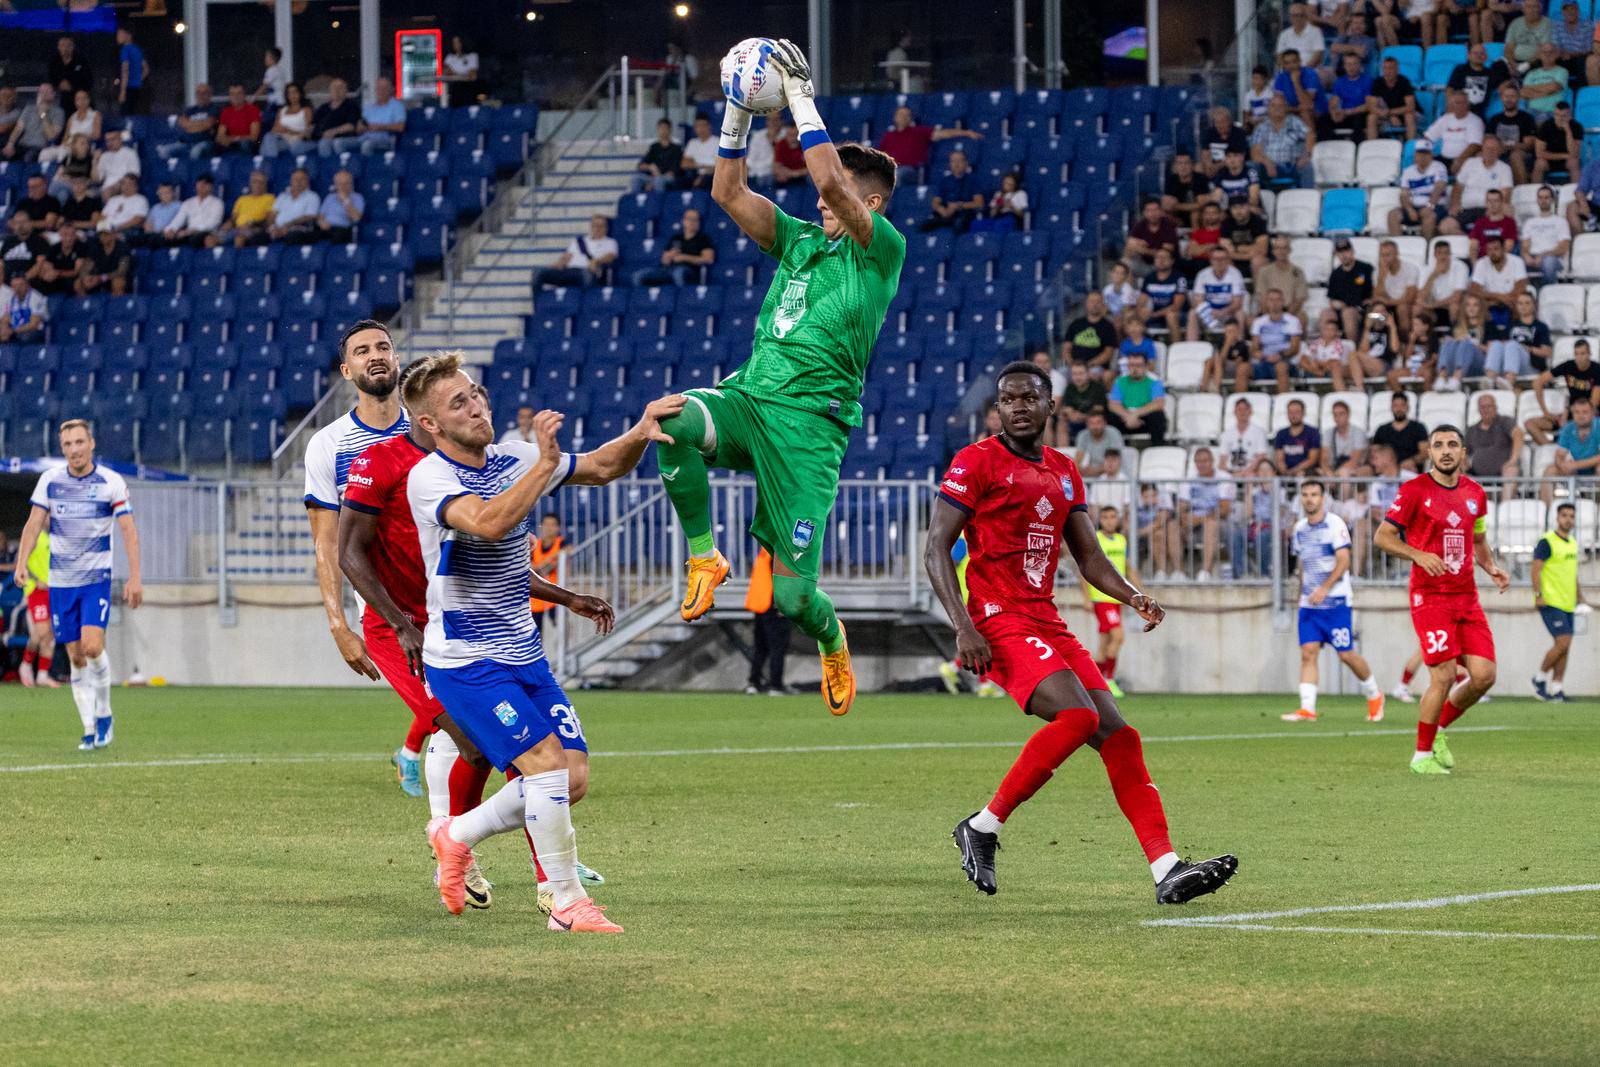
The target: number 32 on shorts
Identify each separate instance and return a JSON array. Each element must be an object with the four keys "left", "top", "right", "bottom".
[
  {"left": 1424, "top": 629, "right": 1450, "bottom": 656},
  {"left": 1025, "top": 636, "right": 1054, "bottom": 660}
]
